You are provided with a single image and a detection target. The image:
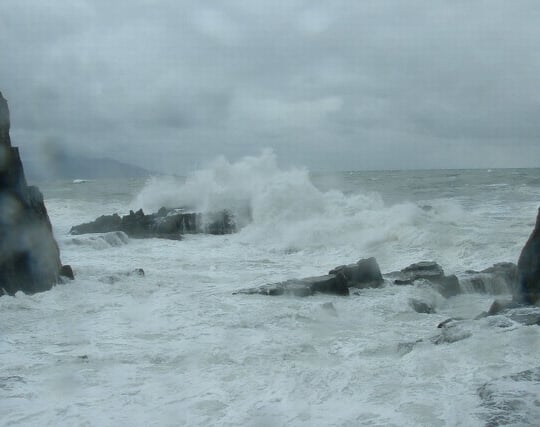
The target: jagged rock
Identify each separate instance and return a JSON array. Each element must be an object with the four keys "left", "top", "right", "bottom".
[
  {"left": 461, "top": 262, "right": 518, "bottom": 295},
  {"left": 409, "top": 298, "right": 435, "bottom": 314},
  {"left": 70, "top": 208, "right": 235, "bottom": 239},
  {"left": 60, "top": 265, "right": 75, "bottom": 280},
  {"left": 516, "top": 208, "right": 540, "bottom": 304},
  {"left": 0, "top": 91, "right": 63, "bottom": 295},
  {"left": 234, "top": 273, "right": 349, "bottom": 297},
  {"left": 329, "top": 257, "right": 383, "bottom": 289},
  {"left": 387, "top": 261, "right": 460, "bottom": 298}
]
